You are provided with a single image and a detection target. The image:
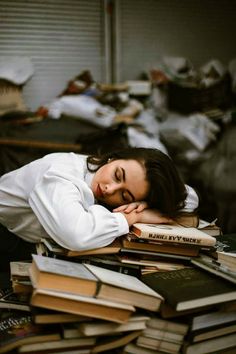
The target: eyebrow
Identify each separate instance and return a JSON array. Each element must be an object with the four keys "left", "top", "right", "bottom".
[{"left": 121, "top": 167, "right": 135, "bottom": 202}]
